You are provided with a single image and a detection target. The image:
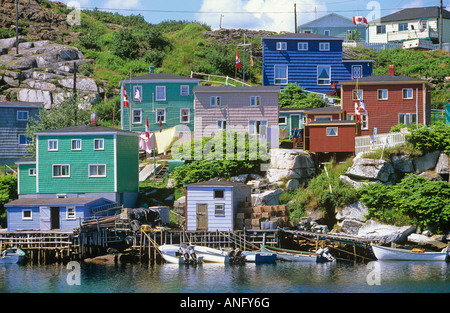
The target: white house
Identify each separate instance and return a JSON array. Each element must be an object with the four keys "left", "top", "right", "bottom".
[{"left": 368, "top": 6, "right": 450, "bottom": 44}]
